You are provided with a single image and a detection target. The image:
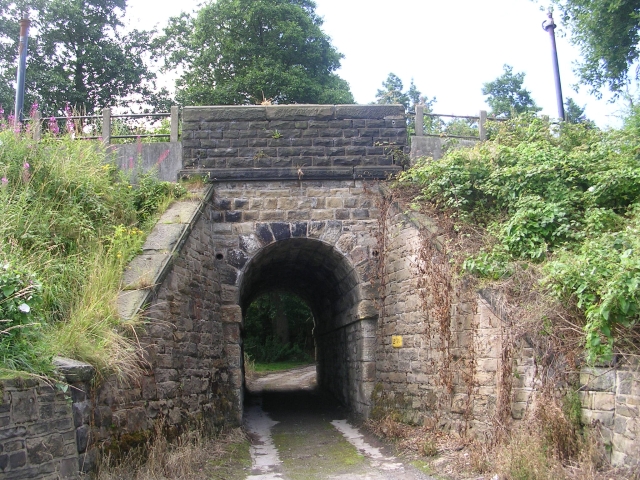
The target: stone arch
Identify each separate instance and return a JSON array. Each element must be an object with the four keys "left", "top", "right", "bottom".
[{"left": 234, "top": 226, "right": 378, "bottom": 415}]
